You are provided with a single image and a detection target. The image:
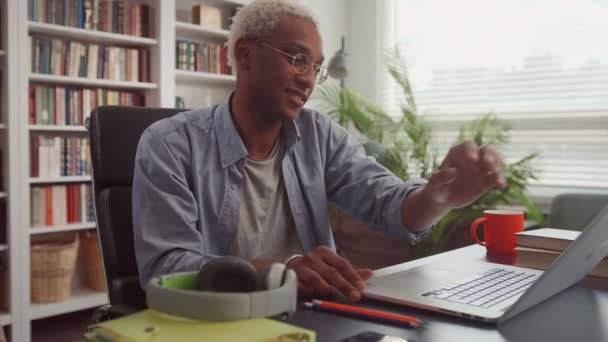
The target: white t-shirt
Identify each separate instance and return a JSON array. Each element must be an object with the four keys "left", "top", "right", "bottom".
[{"left": 229, "top": 139, "right": 304, "bottom": 260}]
